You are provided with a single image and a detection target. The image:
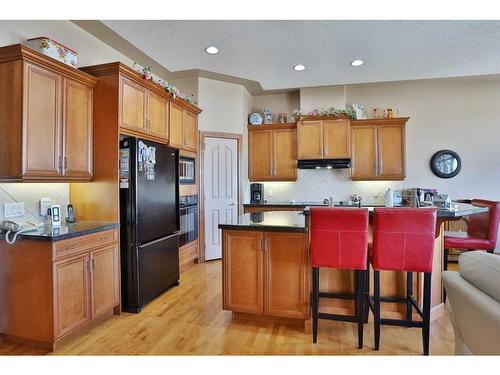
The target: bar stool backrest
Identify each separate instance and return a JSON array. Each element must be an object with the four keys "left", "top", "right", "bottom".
[
  {"left": 310, "top": 208, "right": 369, "bottom": 270},
  {"left": 372, "top": 208, "right": 437, "bottom": 272},
  {"left": 468, "top": 199, "right": 500, "bottom": 248}
]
